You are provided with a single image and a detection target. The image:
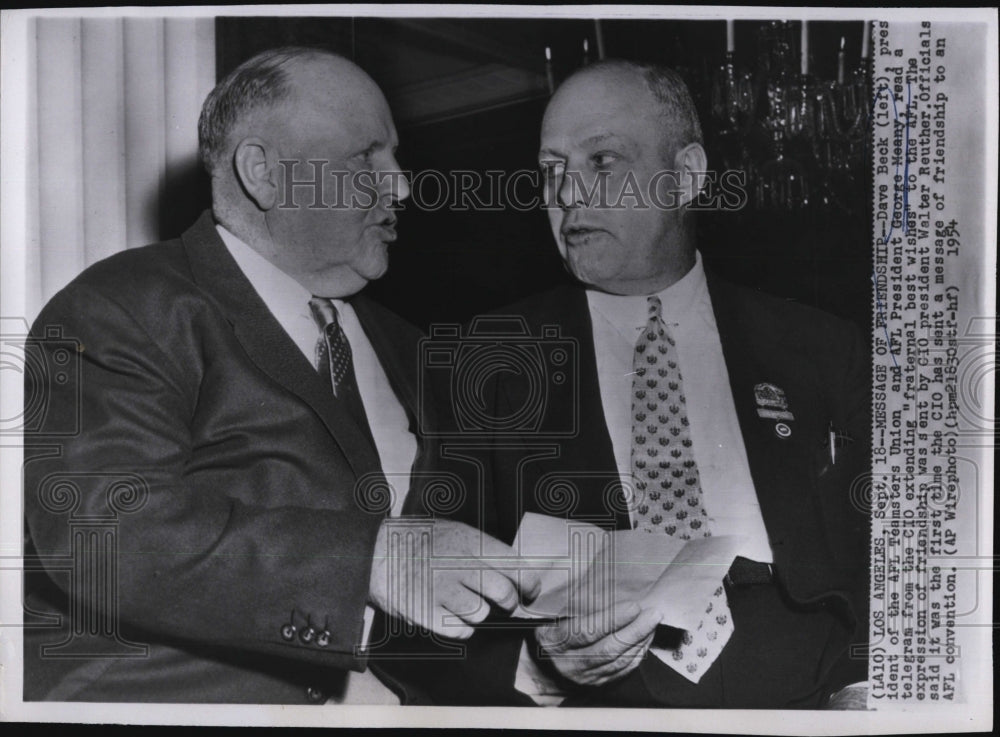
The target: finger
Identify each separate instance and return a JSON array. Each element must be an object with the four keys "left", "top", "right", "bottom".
[
  {"left": 547, "top": 630, "right": 652, "bottom": 688},
  {"left": 569, "top": 625, "right": 657, "bottom": 686},
  {"left": 535, "top": 618, "right": 573, "bottom": 652},
  {"left": 562, "top": 602, "right": 643, "bottom": 648},
  {"left": 577, "top": 625, "right": 646, "bottom": 668},
  {"left": 607, "top": 601, "right": 653, "bottom": 632},
  {"left": 603, "top": 607, "right": 662, "bottom": 649},
  {"left": 433, "top": 523, "right": 540, "bottom": 603},
  {"left": 481, "top": 565, "right": 540, "bottom": 604},
  {"left": 464, "top": 569, "right": 519, "bottom": 612},
  {"left": 628, "top": 633, "right": 655, "bottom": 671},
  {"left": 550, "top": 607, "right": 657, "bottom": 670},
  {"left": 584, "top": 638, "right": 651, "bottom": 686},
  {"left": 439, "top": 525, "right": 541, "bottom": 601},
  {"left": 611, "top": 632, "right": 653, "bottom": 672},
  {"left": 430, "top": 606, "right": 474, "bottom": 640},
  {"left": 536, "top": 602, "right": 640, "bottom": 653},
  {"left": 511, "top": 564, "right": 542, "bottom": 603},
  {"left": 438, "top": 580, "right": 489, "bottom": 625},
  {"left": 477, "top": 543, "right": 542, "bottom": 602}
]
